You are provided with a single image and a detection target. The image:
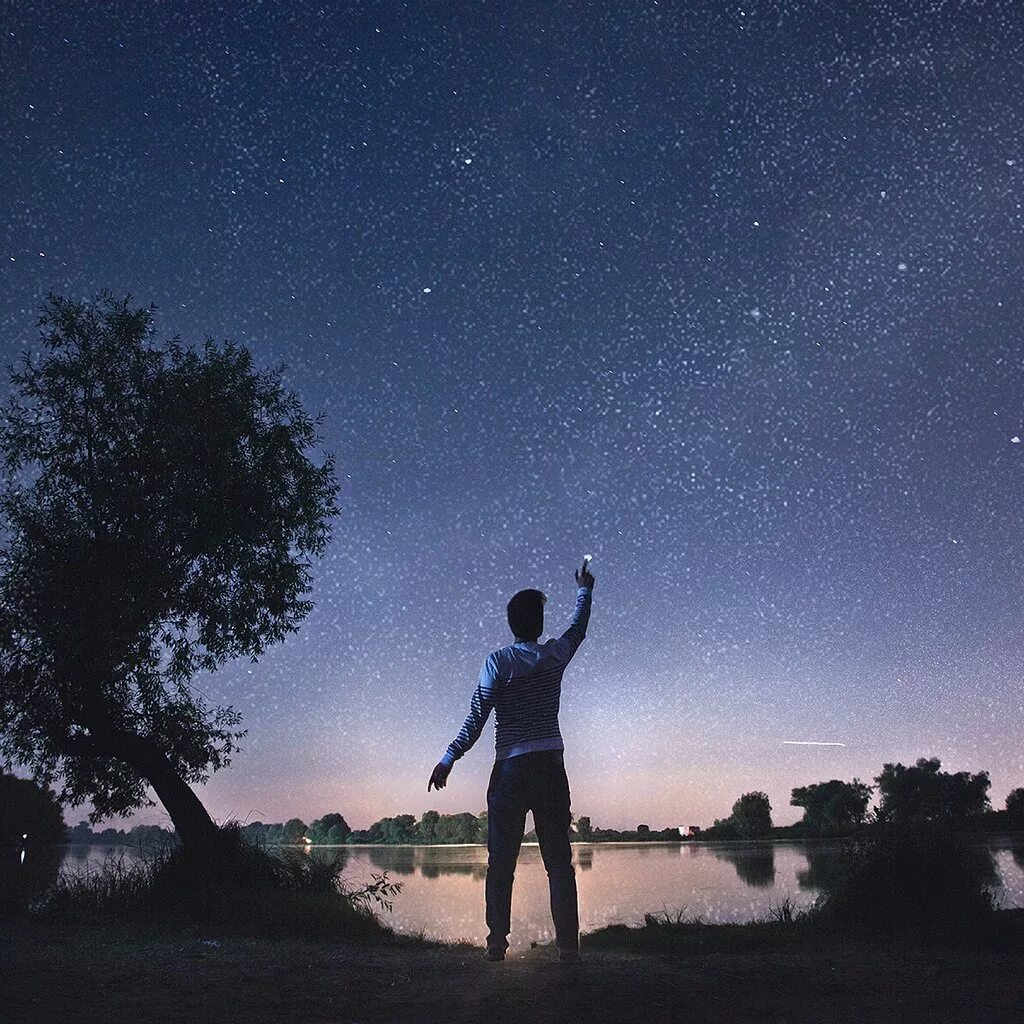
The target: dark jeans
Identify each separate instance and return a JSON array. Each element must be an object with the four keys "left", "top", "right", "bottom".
[{"left": 485, "top": 749, "right": 579, "bottom": 953}]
